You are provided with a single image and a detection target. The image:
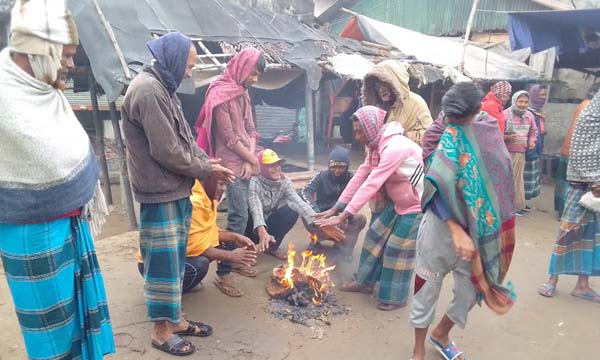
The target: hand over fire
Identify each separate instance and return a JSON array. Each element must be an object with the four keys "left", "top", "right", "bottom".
[
  {"left": 319, "top": 225, "right": 345, "bottom": 242},
  {"left": 313, "top": 207, "right": 339, "bottom": 220},
  {"left": 257, "top": 226, "right": 276, "bottom": 252}
]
